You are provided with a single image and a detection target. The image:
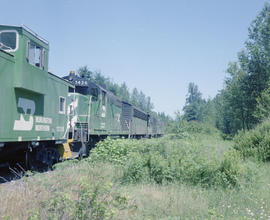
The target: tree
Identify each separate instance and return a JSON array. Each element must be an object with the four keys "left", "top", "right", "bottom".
[
  {"left": 183, "top": 83, "right": 206, "bottom": 122},
  {"left": 215, "top": 3, "right": 270, "bottom": 135},
  {"left": 146, "top": 96, "right": 154, "bottom": 112},
  {"left": 238, "top": 3, "right": 270, "bottom": 126},
  {"left": 222, "top": 62, "right": 250, "bottom": 133},
  {"left": 92, "top": 71, "right": 109, "bottom": 89},
  {"left": 254, "top": 81, "right": 270, "bottom": 122},
  {"left": 78, "top": 66, "right": 93, "bottom": 79},
  {"left": 184, "top": 82, "right": 202, "bottom": 105},
  {"left": 131, "top": 88, "right": 139, "bottom": 107},
  {"left": 118, "top": 82, "right": 130, "bottom": 102}
]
